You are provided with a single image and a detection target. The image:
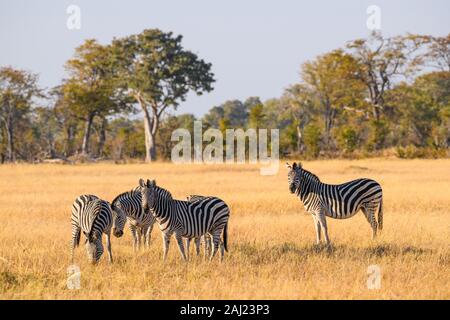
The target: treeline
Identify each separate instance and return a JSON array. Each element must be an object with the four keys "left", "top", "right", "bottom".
[{"left": 0, "top": 31, "right": 449, "bottom": 163}]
